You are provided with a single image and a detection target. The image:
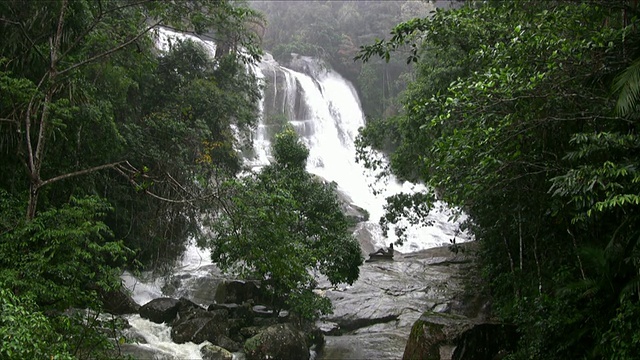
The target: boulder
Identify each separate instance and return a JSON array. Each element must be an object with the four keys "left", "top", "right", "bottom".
[
  {"left": 200, "top": 344, "right": 234, "bottom": 360},
  {"left": 402, "top": 311, "right": 517, "bottom": 360},
  {"left": 139, "top": 298, "right": 180, "bottom": 324},
  {"left": 217, "top": 334, "right": 241, "bottom": 352},
  {"left": 239, "top": 325, "right": 262, "bottom": 339},
  {"left": 403, "top": 312, "right": 473, "bottom": 360},
  {"left": 210, "top": 303, "right": 253, "bottom": 320},
  {"left": 173, "top": 297, "right": 214, "bottom": 326},
  {"left": 171, "top": 316, "right": 229, "bottom": 344},
  {"left": 452, "top": 323, "right": 518, "bottom": 360},
  {"left": 100, "top": 287, "right": 140, "bottom": 315},
  {"left": 214, "top": 280, "right": 260, "bottom": 304},
  {"left": 244, "top": 323, "right": 309, "bottom": 360}
]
